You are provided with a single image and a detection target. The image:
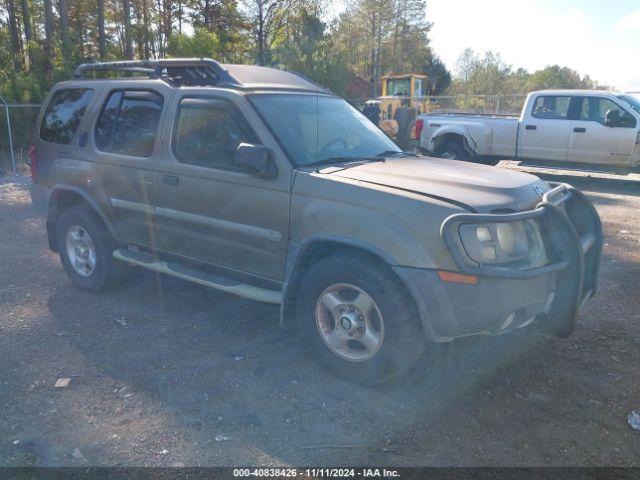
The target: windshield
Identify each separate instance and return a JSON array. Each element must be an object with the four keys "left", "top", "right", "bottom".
[
  {"left": 616, "top": 94, "right": 640, "bottom": 114},
  {"left": 387, "top": 78, "right": 411, "bottom": 96},
  {"left": 250, "top": 94, "right": 401, "bottom": 166}
]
